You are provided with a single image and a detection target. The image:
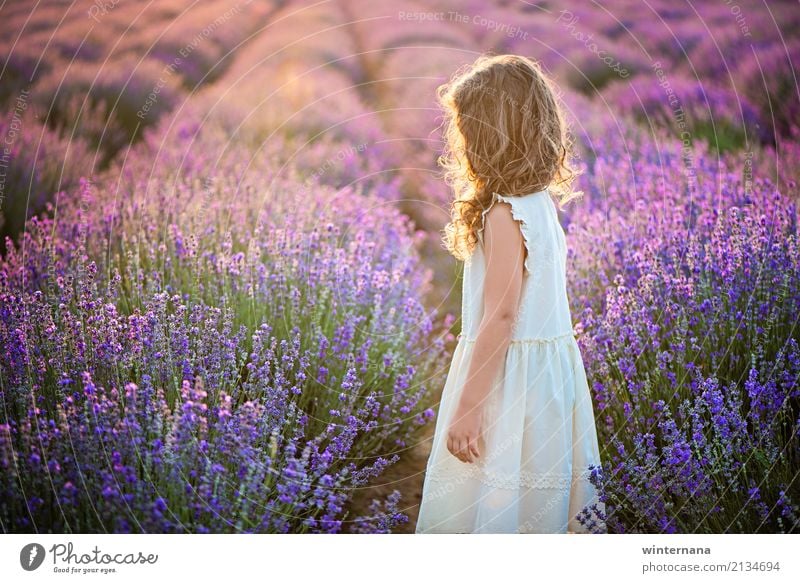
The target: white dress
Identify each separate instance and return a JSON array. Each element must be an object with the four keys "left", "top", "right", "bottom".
[{"left": 415, "top": 189, "right": 605, "bottom": 534}]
